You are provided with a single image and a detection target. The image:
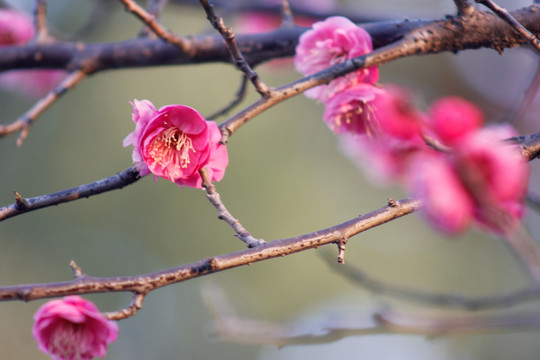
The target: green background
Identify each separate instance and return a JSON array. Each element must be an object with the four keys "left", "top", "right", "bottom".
[{"left": 1, "top": 0, "right": 540, "bottom": 359}]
